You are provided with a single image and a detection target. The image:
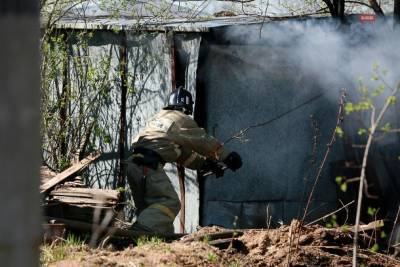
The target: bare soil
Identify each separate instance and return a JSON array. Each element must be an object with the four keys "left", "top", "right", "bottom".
[{"left": 47, "top": 222, "right": 400, "bottom": 267}]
